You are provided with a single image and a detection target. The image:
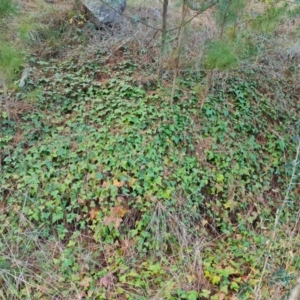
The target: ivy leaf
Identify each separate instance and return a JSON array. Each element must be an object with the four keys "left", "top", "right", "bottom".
[
  {"left": 218, "top": 267, "right": 237, "bottom": 277},
  {"left": 67, "top": 240, "right": 76, "bottom": 247},
  {"left": 223, "top": 199, "right": 238, "bottom": 211},
  {"left": 187, "top": 290, "right": 198, "bottom": 300},
  {"left": 212, "top": 275, "right": 221, "bottom": 284},
  {"left": 95, "top": 172, "right": 103, "bottom": 179},
  {"left": 230, "top": 281, "right": 239, "bottom": 291},
  {"left": 148, "top": 263, "right": 161, "bottom": 274},
  {"left": 199, "top": 289, "right": 211, "bottom": 298},
  {"left": 216, "top": 173, "right": 224, "bottom": 182},
  {"left": 154, "top": 176, "right": 162, "bottom": 185}
]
